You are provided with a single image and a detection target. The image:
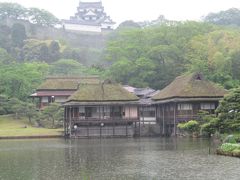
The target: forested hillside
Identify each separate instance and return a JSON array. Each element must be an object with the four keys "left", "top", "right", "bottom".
[
  {"left": 1, "top": 3, "right": 240, "bottom": 102},
  {"left": 104, "top": 21, "right": 240, "bottom": 89}
]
